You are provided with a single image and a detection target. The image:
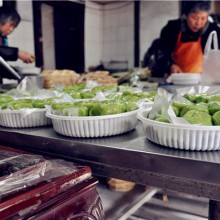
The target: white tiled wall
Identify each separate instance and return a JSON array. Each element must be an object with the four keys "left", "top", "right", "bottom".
[
  {"left": 85, "top": 1, "right": 103, "bottom": 71},
  {"left": 85, "top": 1, "right": 179, "bottom": 70},
  {"left": 102, "top": 2, "right": 134, "bottom": 69},
  {"left": 140, "top": 1, "right": 180, "bottom": 65},
  {"left": 41, "top": 3, "right": 55, "bottom": 70},
  {"left": 8, "top": 1, "right": 35, "bottom": 68},
  {"left": 6, "top": 1, "right": 181, "bottom": 72}
]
